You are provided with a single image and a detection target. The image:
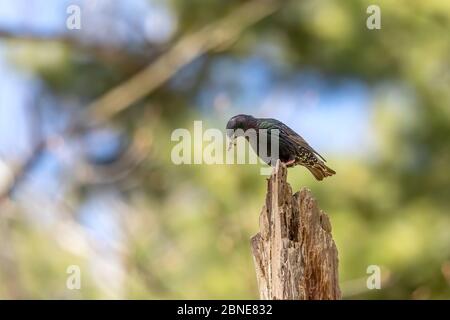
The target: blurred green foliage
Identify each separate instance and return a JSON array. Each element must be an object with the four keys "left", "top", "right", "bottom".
[{"left": 0, "top": 0, "right": 449, "bottom": 299}]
